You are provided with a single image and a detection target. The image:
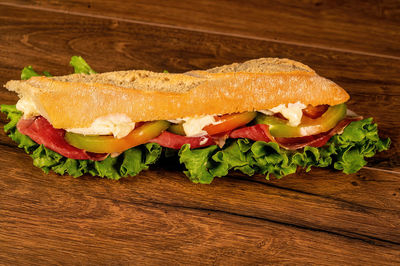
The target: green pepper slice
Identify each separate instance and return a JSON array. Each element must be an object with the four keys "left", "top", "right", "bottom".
[{"left": 254, "top": 103, "right": 347, "bottom": 138}]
